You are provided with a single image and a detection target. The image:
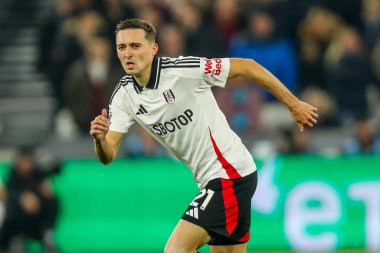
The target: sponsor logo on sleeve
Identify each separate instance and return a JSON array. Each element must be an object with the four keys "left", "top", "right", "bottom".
[{"left": 203, "top": 58, "right": 222, "bottom": 76}]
